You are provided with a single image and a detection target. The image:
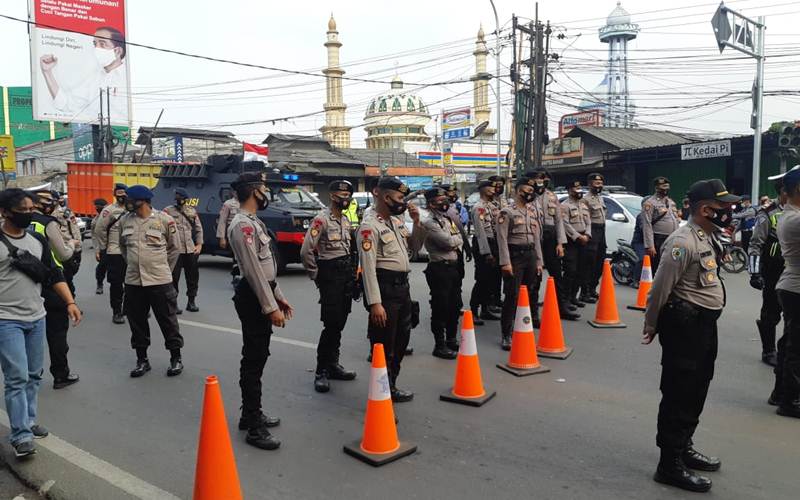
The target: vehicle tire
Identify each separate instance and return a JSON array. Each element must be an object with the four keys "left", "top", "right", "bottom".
[
  {"left": 271, "top": 239, "right": 287, "bottom": 275},
  {"left": 722, "top": 247, "right": 747, "bottom": 274},
  {"left": 611, "top": 255, "right": 634, "bottom": 285}
]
